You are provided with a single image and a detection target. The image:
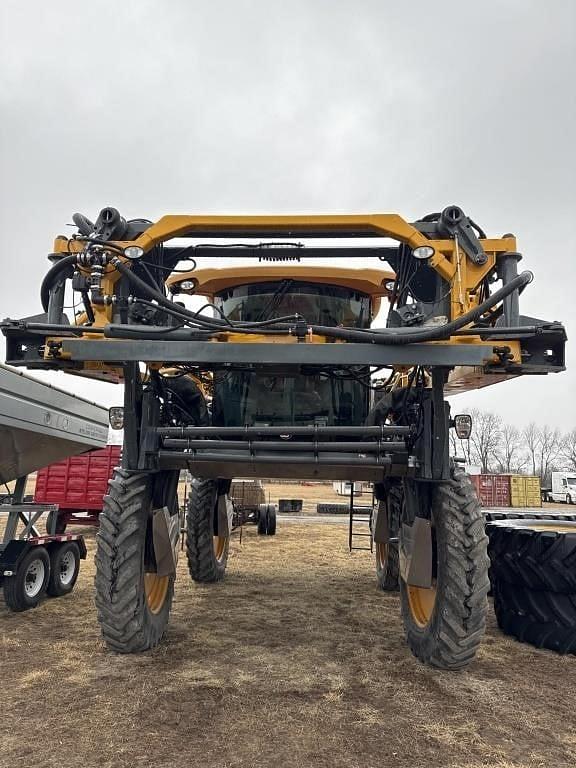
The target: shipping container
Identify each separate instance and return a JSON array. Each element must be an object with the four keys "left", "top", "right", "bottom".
[
  {"left": 34, "top": 445, "right": 121, "bottom": 510},
  {"left": 471, "top": 474, "right": 511, "bottom": 507},
  {"left": 510, "top": 475, "right": 542, "bottom": 508}
]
